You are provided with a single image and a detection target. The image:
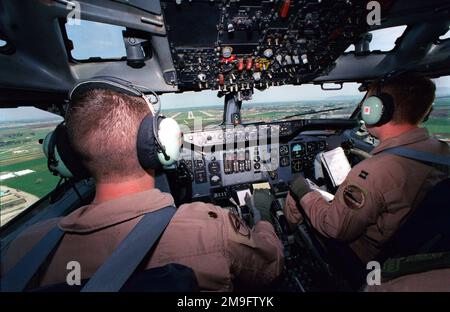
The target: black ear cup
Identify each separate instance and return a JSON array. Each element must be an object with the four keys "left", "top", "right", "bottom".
[{"left": 136, "top": 113, "right": 163, "bottom": 170}]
